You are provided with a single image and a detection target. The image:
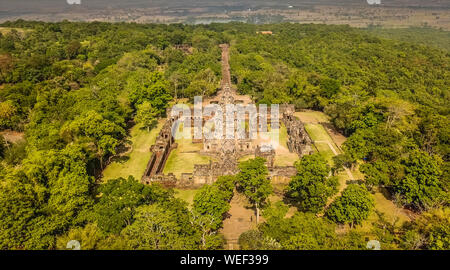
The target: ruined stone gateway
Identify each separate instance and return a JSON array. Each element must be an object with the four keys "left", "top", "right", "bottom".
[{"left": 142, "top": 44, "right": 312, "bottom": 187}]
